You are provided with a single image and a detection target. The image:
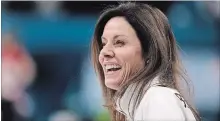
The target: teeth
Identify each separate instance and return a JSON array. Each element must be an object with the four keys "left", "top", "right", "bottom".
[{"left": 105, "top": 64, "right": 121, "bottom": 70}]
